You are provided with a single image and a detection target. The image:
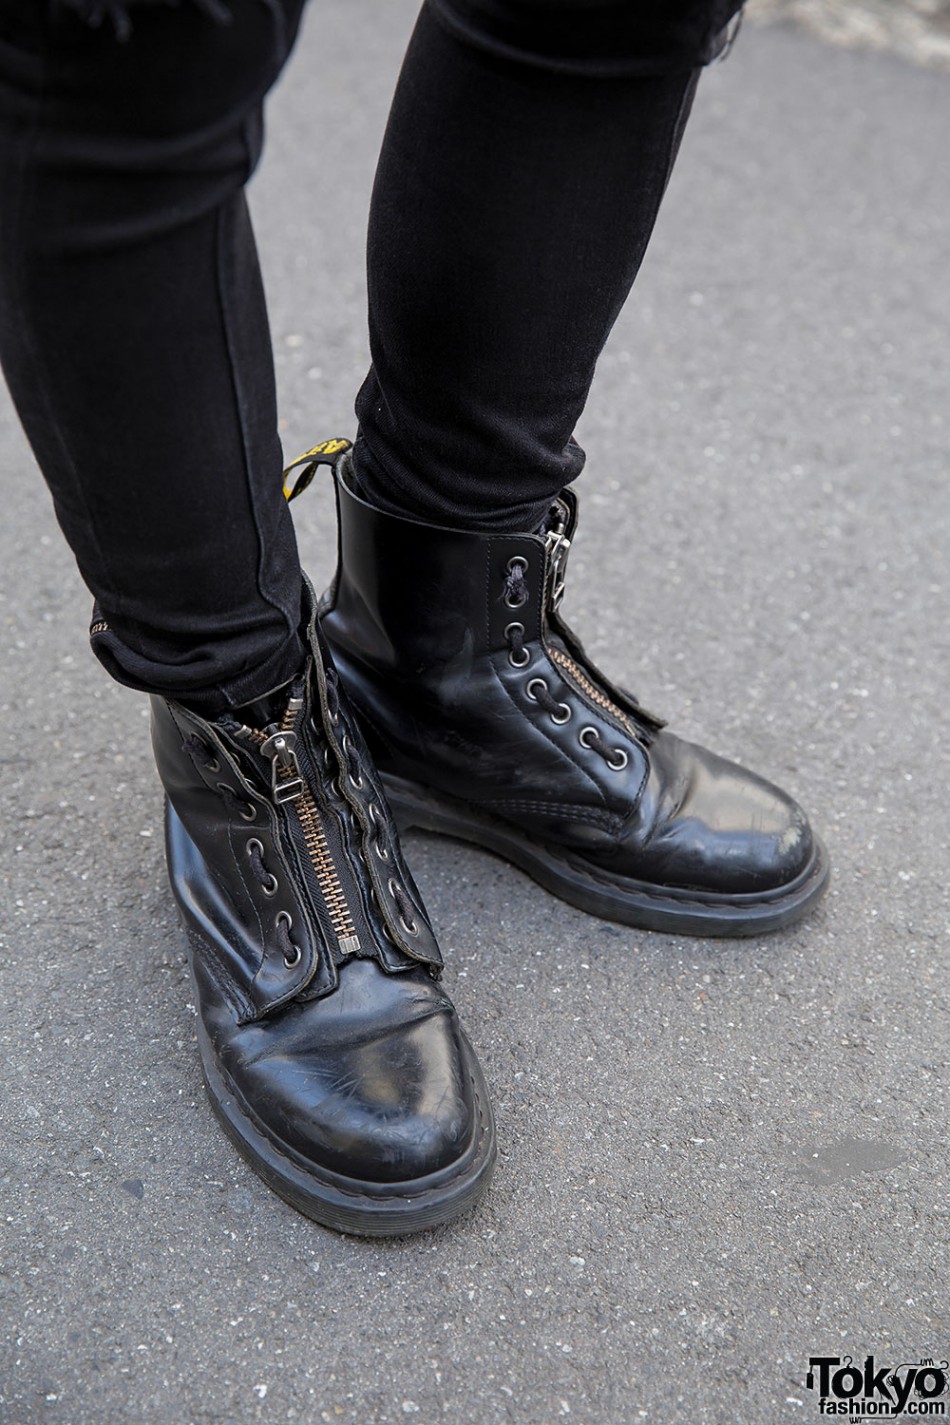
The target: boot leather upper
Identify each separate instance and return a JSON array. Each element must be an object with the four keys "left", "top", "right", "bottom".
[
  {"left": 151, "top": 585, "right": 481, "bottom": 1187},
  {"left": 320, "top": 462, "right": 817, "bottom": 900}
]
